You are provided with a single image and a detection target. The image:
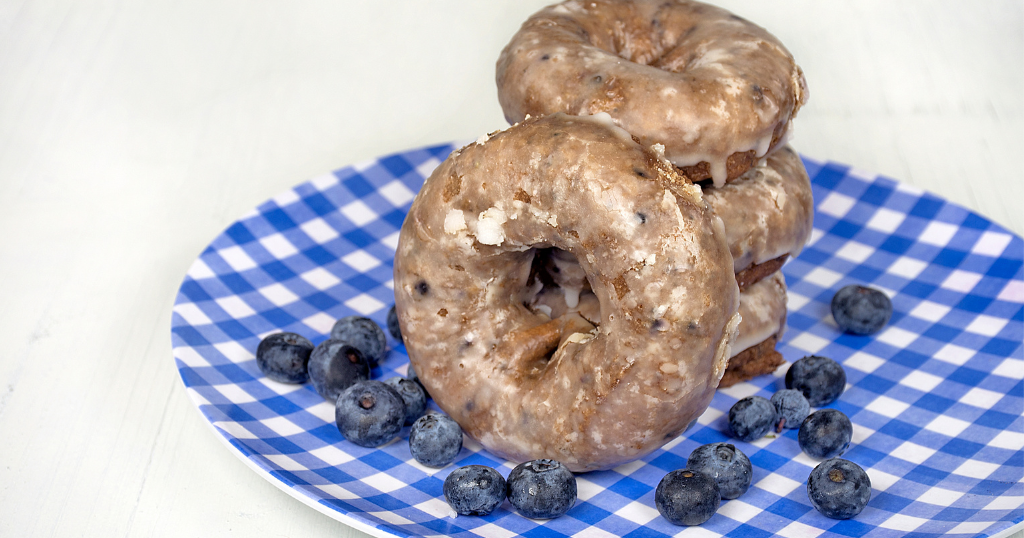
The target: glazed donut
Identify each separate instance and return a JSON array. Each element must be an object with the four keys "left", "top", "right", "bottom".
[
  {"left": 496, "top": 0, "right": 807, "bottom": 187},
  {"left": 703, "top": 145, "right": 813, "bottom": 280},
  {"left": 393, "top": 113, "right": 740, "bottom": 471}
]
